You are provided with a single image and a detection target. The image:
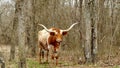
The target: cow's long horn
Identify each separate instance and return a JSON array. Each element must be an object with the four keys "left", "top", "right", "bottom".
[
  {"left": 61, "top": 23, "right": 78, "bottom": 32},
  {"left": 38, "top": 24, "right": 54, "bottom": 32}
]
